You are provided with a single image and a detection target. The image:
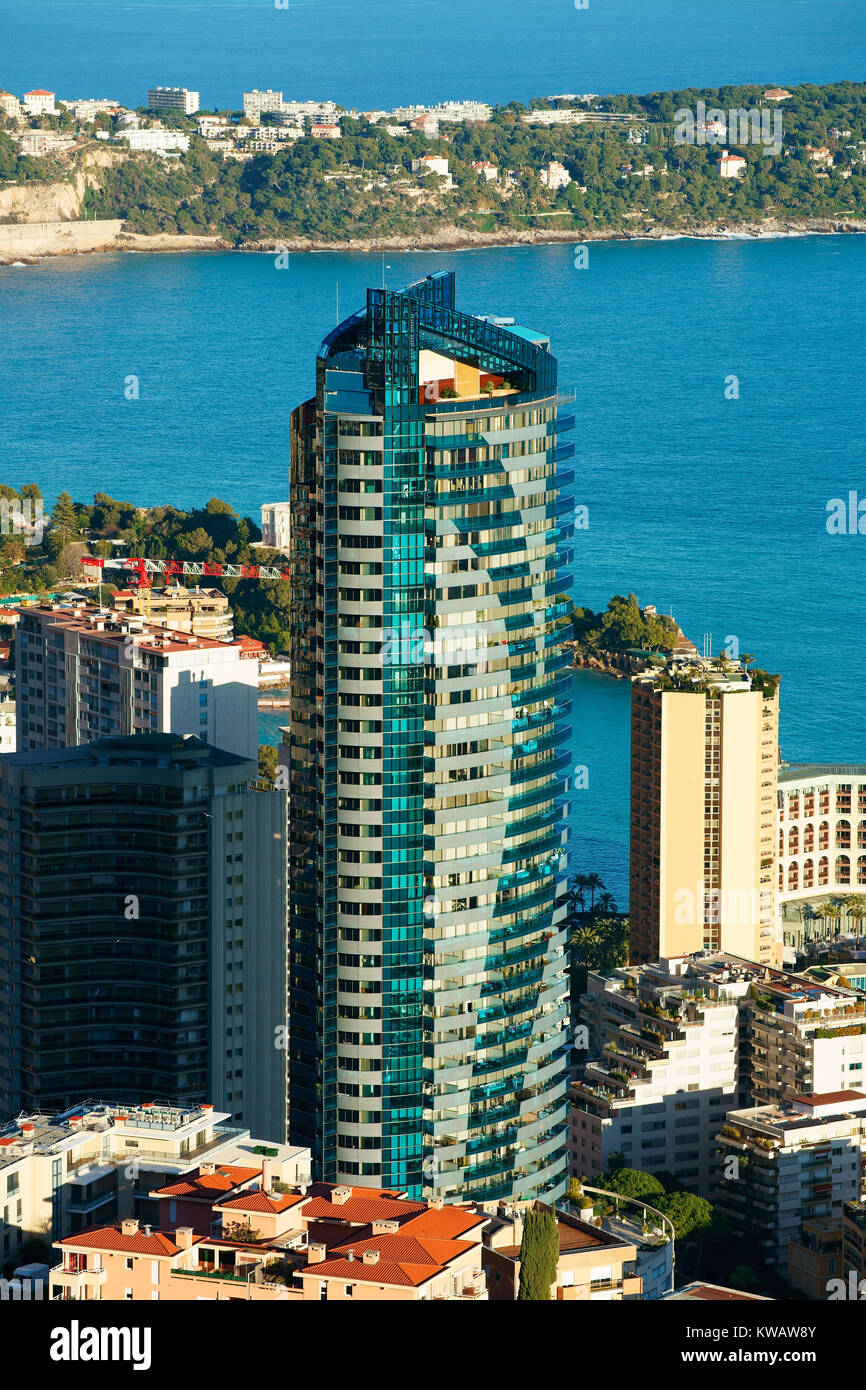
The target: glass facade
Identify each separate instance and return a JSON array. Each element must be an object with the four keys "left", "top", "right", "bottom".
[{"left": 286, "top": 272, "right": 574, "bottom": 1202}]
